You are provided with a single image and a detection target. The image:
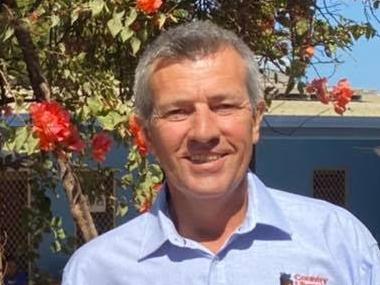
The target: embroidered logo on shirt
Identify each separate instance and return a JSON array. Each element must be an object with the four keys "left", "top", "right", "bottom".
[{"left": 280, "top": 273, "right": 328, "bottom": 285}]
